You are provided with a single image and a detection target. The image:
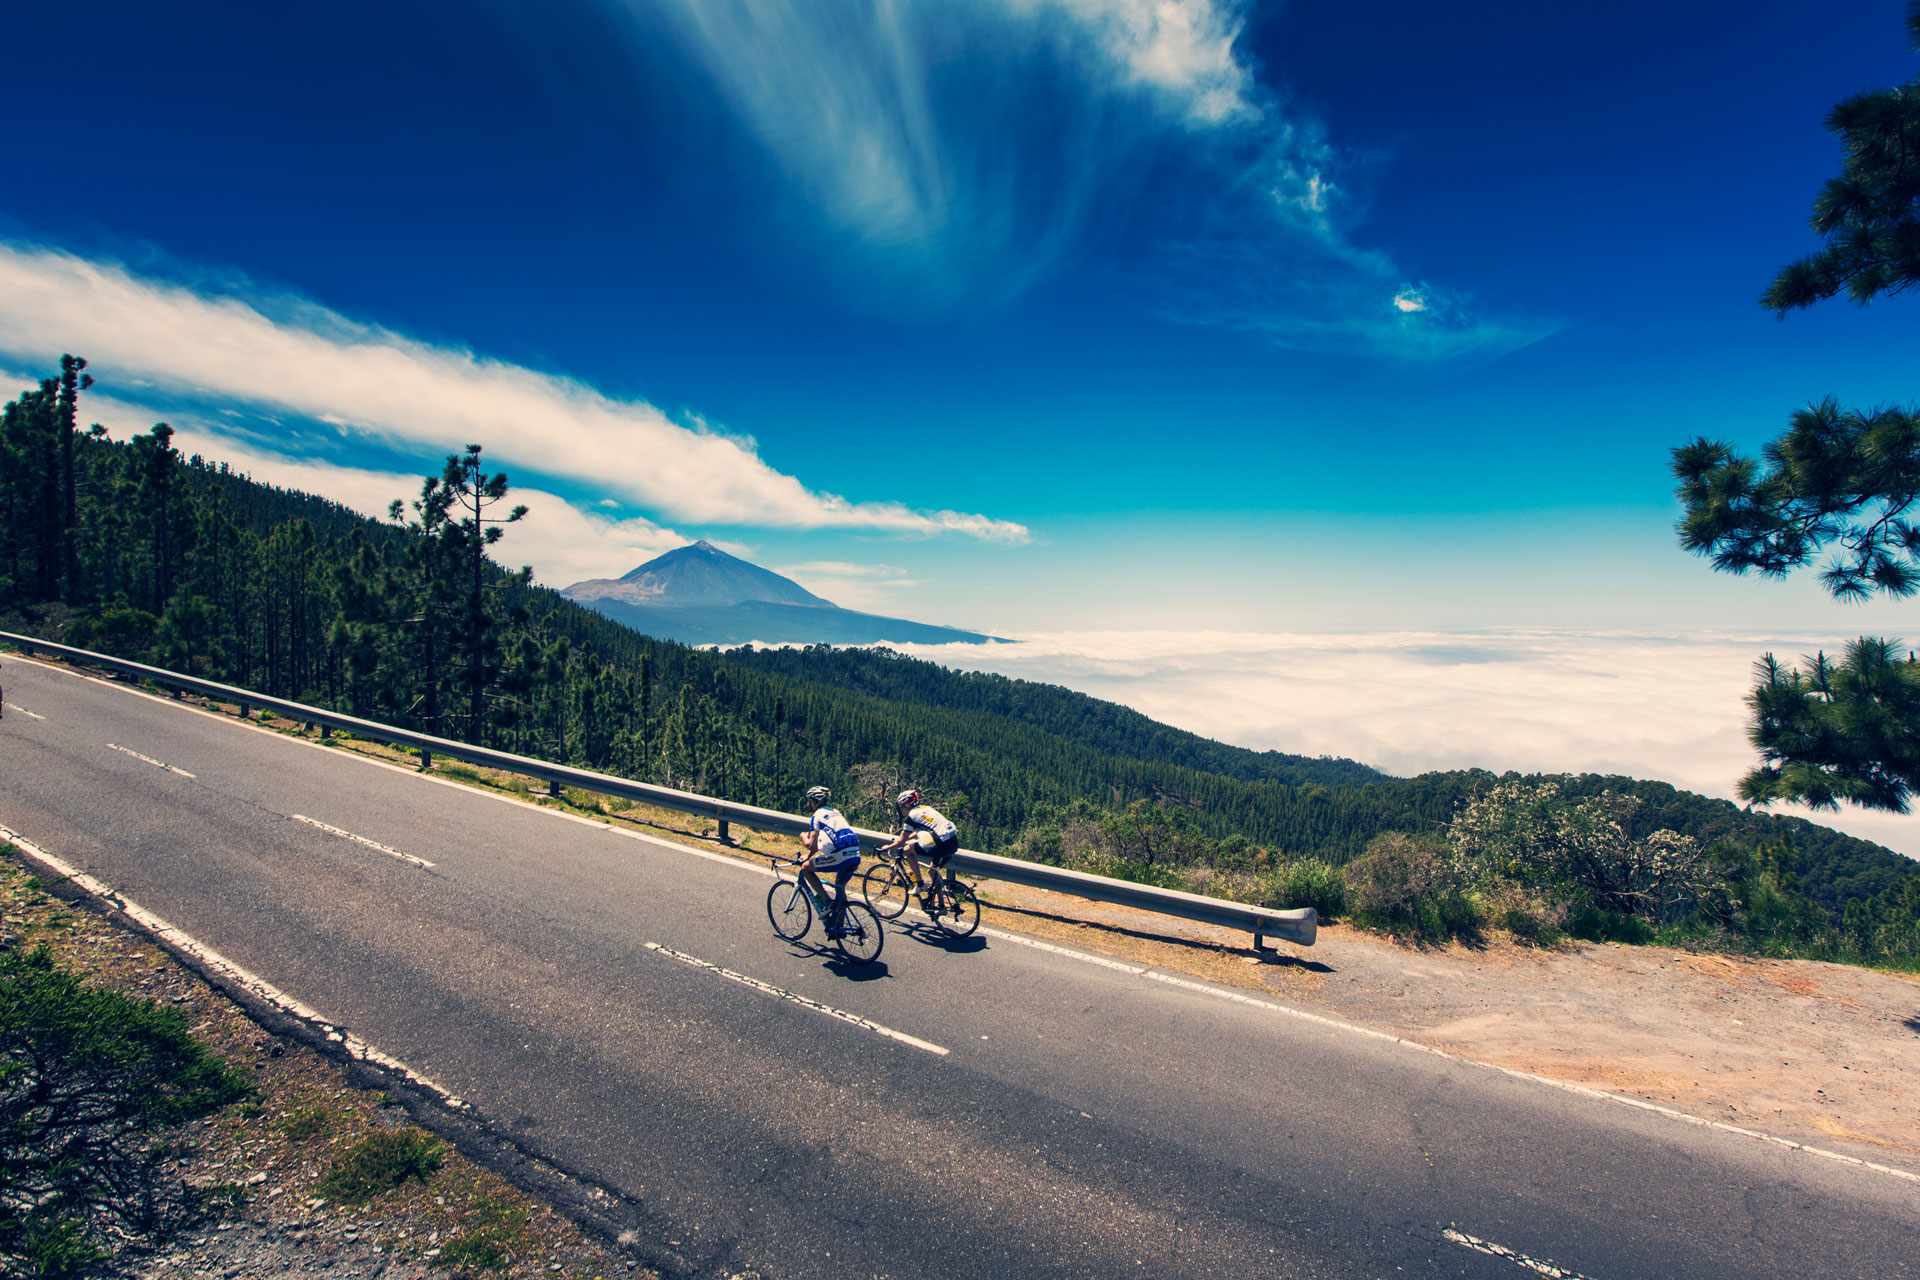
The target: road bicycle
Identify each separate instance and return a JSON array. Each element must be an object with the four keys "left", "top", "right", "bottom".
[
  {"left": 860, "top": 847, "right": 981, "bottom": 939},
  {"left": 766, "top": 857, "right": 885, "bottom": 964}
]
